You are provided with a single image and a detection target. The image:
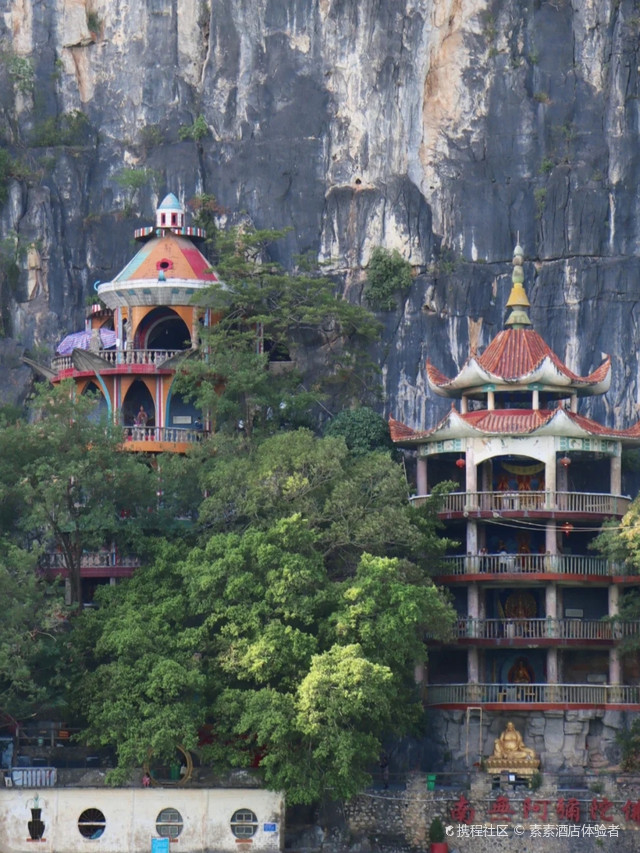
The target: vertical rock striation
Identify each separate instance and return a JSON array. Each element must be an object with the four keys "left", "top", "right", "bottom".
[{"left": 1, "top": 0, "right": 640, "bottom": 433}]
